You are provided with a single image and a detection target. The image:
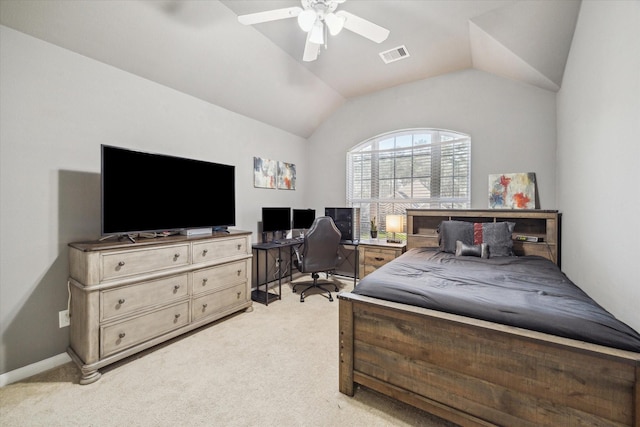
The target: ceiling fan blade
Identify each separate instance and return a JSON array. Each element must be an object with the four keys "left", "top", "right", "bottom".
[
  {"left": 238, "top": 7, "right": 302, "bottom": 26},
  {"left": 303, "top": 31, "right": 320, "bottom": 62},
  {"left": 335, "top": 10, "right": 390, "bottom": 43}
]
